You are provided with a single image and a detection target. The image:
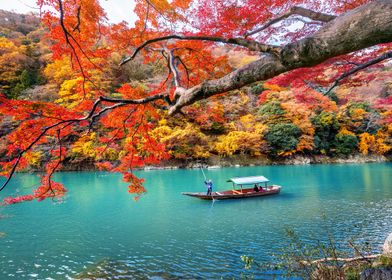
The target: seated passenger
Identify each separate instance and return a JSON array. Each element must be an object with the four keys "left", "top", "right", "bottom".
[{"left": 253, "top": 184, "right": 260, "bottom": 192}]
